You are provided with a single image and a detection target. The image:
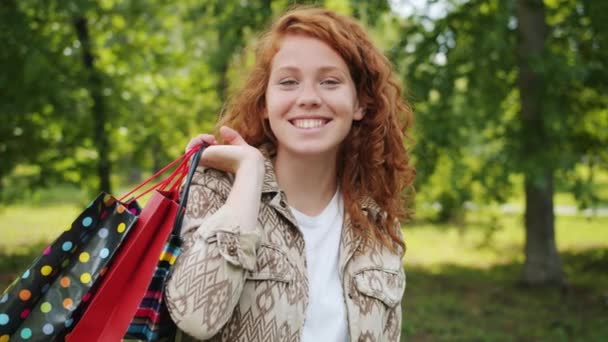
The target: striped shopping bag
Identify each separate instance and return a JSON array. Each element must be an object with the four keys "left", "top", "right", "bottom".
[{"left": 124, "top": 234, "right": 182, "bottom": 340}]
